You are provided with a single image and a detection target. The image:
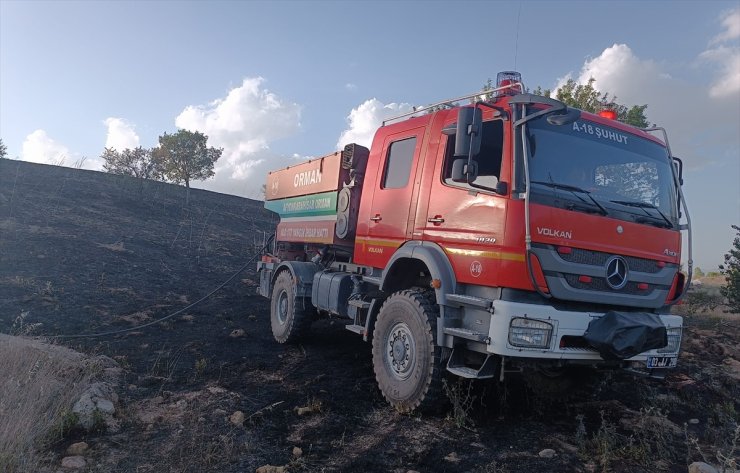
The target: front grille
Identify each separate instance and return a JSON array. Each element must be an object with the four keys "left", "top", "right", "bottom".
[{"left": 557, "top": 247, "right": 664, "bottom": 274}]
